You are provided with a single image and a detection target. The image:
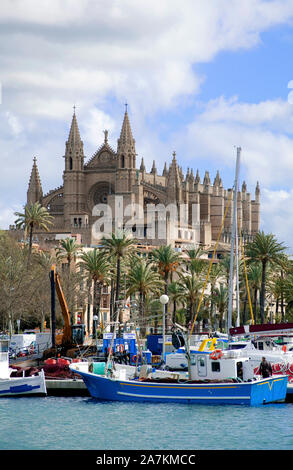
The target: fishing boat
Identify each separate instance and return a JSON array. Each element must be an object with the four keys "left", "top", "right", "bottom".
[
  {"left": 0, "top": 339, "right": 47, "bottom": 397},
  {"left": 70, "top": 349, "right": 287, "bottom": 405}
]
